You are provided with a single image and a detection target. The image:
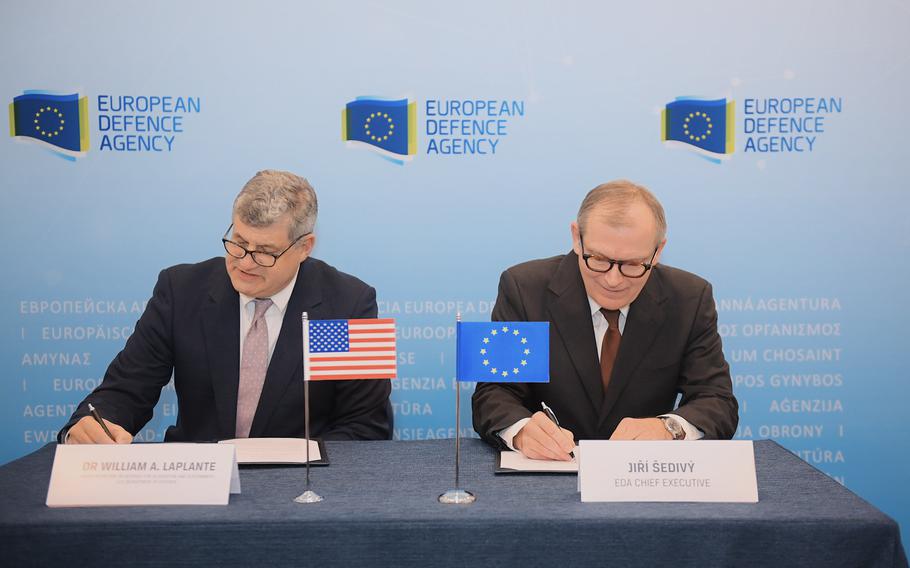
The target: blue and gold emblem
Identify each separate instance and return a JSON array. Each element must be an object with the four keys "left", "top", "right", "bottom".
[
  {"left": 342, "top": 97, "right": 417, "bottom": 165},
  {"left": 661, "top": 97, "right": 734, "bottom": 162},
  {"left": 9, "top": 91, "right": 89, "bottom": 160}
]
